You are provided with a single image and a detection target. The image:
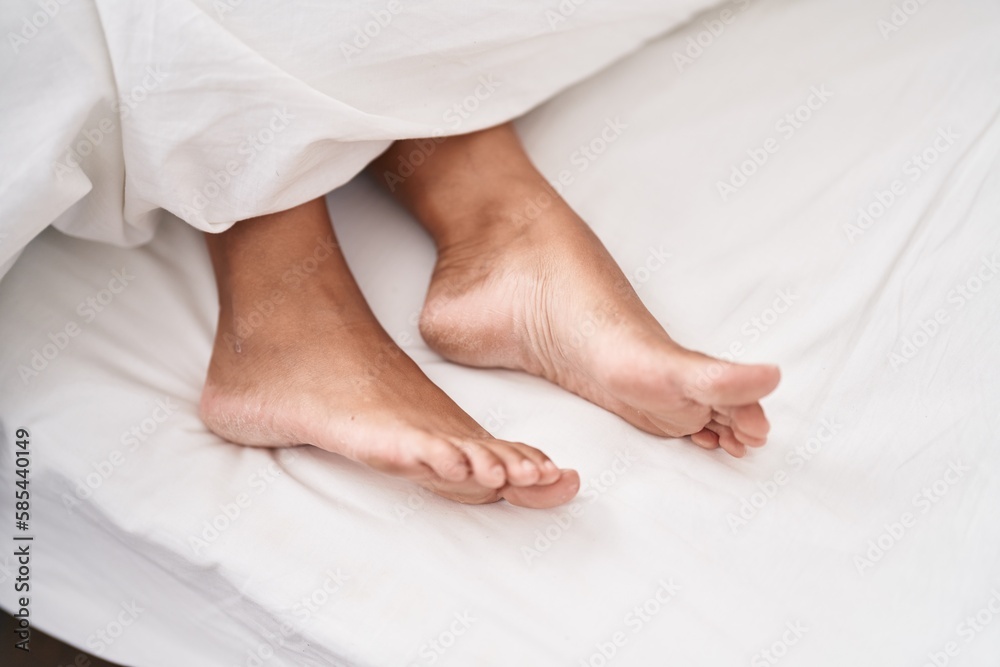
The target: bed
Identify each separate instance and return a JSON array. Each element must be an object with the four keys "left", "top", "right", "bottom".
[{"left": 2, "top": 0, "right": 999, "bottom": 665}]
